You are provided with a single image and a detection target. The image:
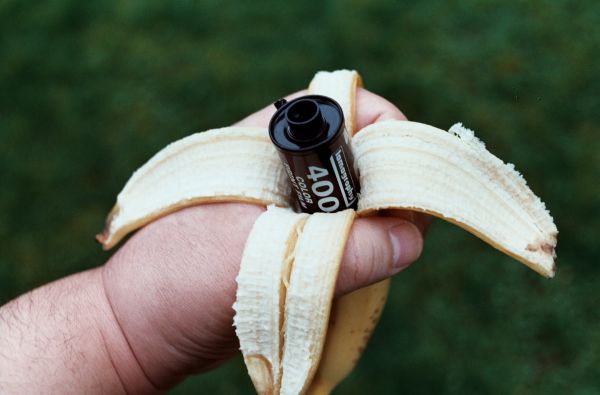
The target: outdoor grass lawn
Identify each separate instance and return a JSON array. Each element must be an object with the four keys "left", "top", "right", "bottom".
[{"left": 1, "top": 1, "right": 599, "bottom": 393}]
